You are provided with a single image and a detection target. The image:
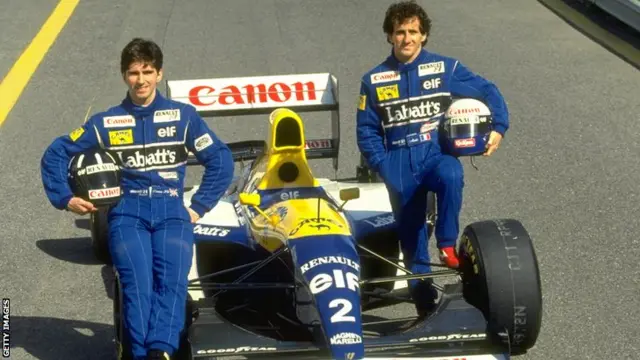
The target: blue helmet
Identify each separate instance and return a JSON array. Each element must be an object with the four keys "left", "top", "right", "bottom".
[{"left": 441, "top": 98, "right": 493, "bottom": 157}]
